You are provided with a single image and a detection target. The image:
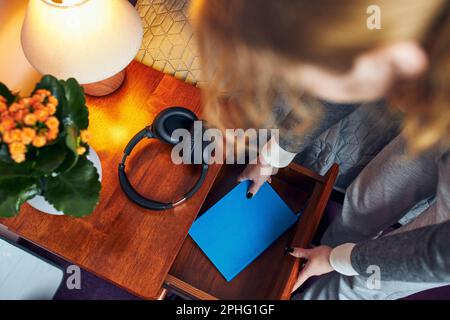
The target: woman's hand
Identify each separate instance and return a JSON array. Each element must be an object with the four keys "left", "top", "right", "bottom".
[
  {"left": 238, "top": 155, "right": 277, "bottom": 198},
  {"left": 289, "top": 246, "right": 334, "bottom": 292}
]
